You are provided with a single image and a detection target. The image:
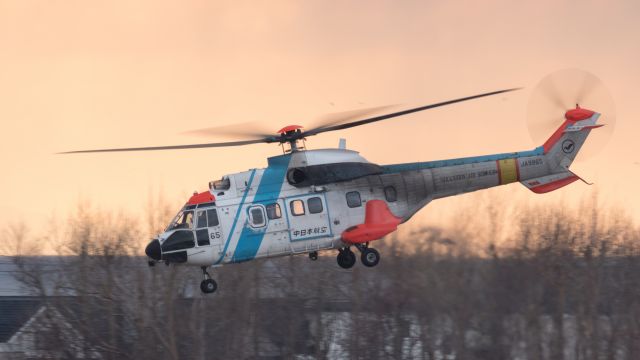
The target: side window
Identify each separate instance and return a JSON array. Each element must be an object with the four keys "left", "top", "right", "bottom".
[
  {"left": 384, "top": 186, "right": 397, "bottom": 202},
  {"left": 307, "top": 197, "right": 323, "bottom": 214},
  {"left": 249, "top": 206, "right": 266, "bottom": 227},
  {"left": 207, "top": 209, "right": 219, "bottom": 227},
  {"left": 346, "top": 191, "right": 362, "bottom": 208},
  {"left": 196, "top": 210, "right": 207, "bottom": 229},
  {"left": 290, "top": 200, "right": 305, "bottom": 216},
  {"left": 266, "top": 203, "right": 282, "bottom": 220}
]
